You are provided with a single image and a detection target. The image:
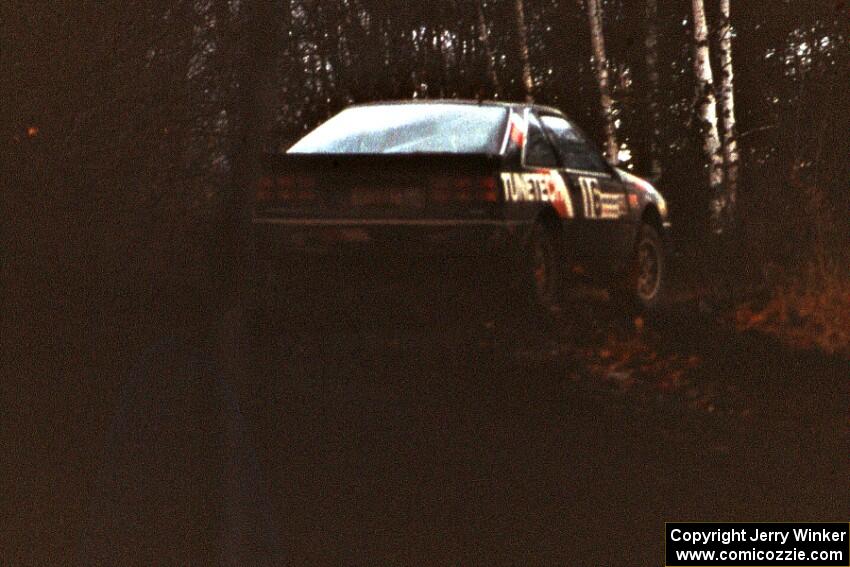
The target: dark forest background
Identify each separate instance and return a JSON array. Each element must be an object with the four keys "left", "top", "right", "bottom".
[
  {"left": 5, "top": 0, "right": 848, "bottom": 316},
  {"left": 2, "top": 2, "right": 849, "bottom": 563}
]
